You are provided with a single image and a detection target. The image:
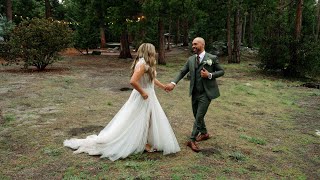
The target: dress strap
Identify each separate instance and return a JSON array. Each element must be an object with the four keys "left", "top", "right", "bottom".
[{"left": 135, "top": 58, "right": 149, "bottom": 72}]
